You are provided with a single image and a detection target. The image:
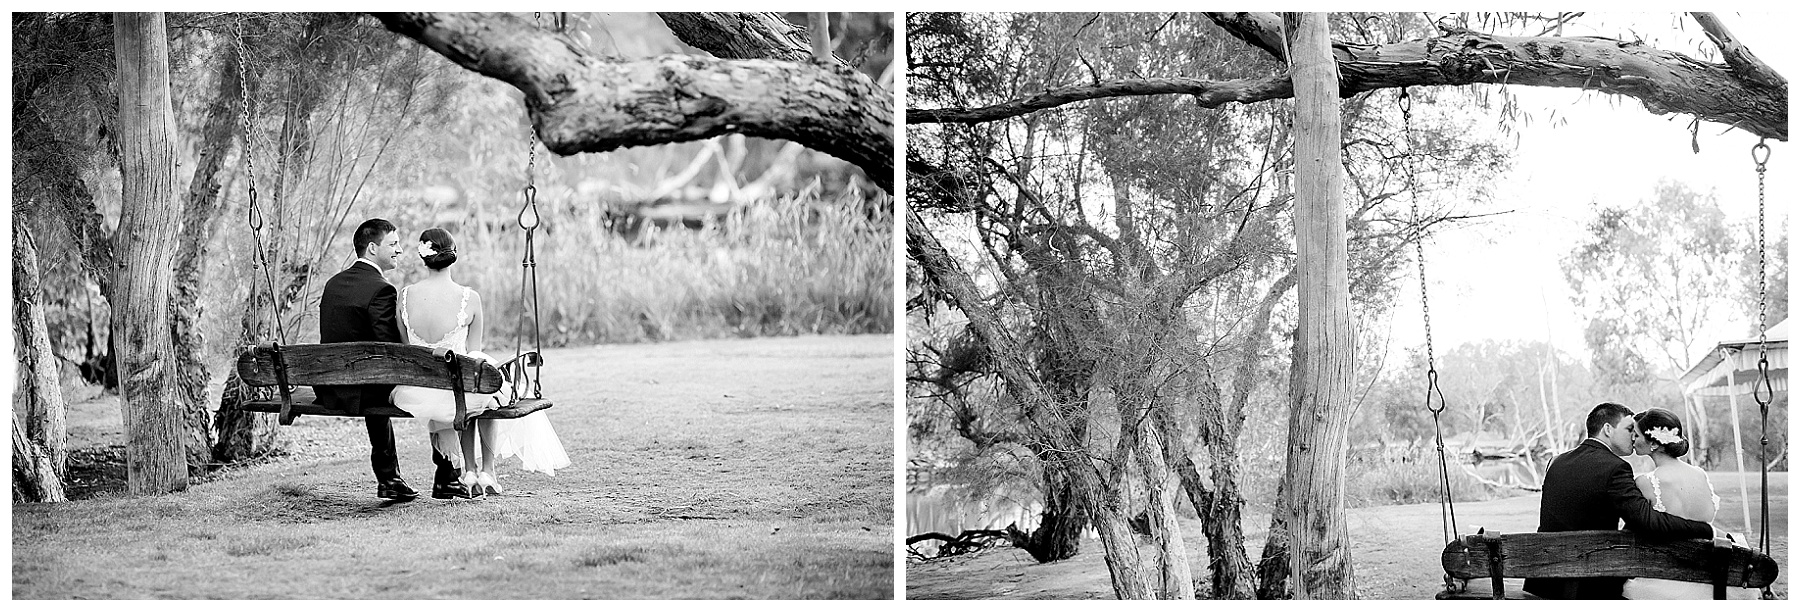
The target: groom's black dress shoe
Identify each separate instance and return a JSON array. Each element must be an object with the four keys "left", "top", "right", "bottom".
[
  {"left": 377, "top": 478, "right": 419, "bottom": 502},
  {"left": 432, "top": 481, "right": 472, "bottom": 500}
]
